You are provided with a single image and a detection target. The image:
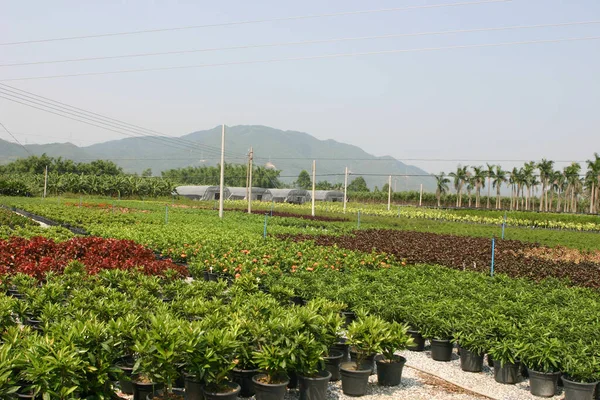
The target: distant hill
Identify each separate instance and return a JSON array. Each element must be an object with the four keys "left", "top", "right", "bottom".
[{"left": 0, "top": 125, "right": 434, "bottom": 191}]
